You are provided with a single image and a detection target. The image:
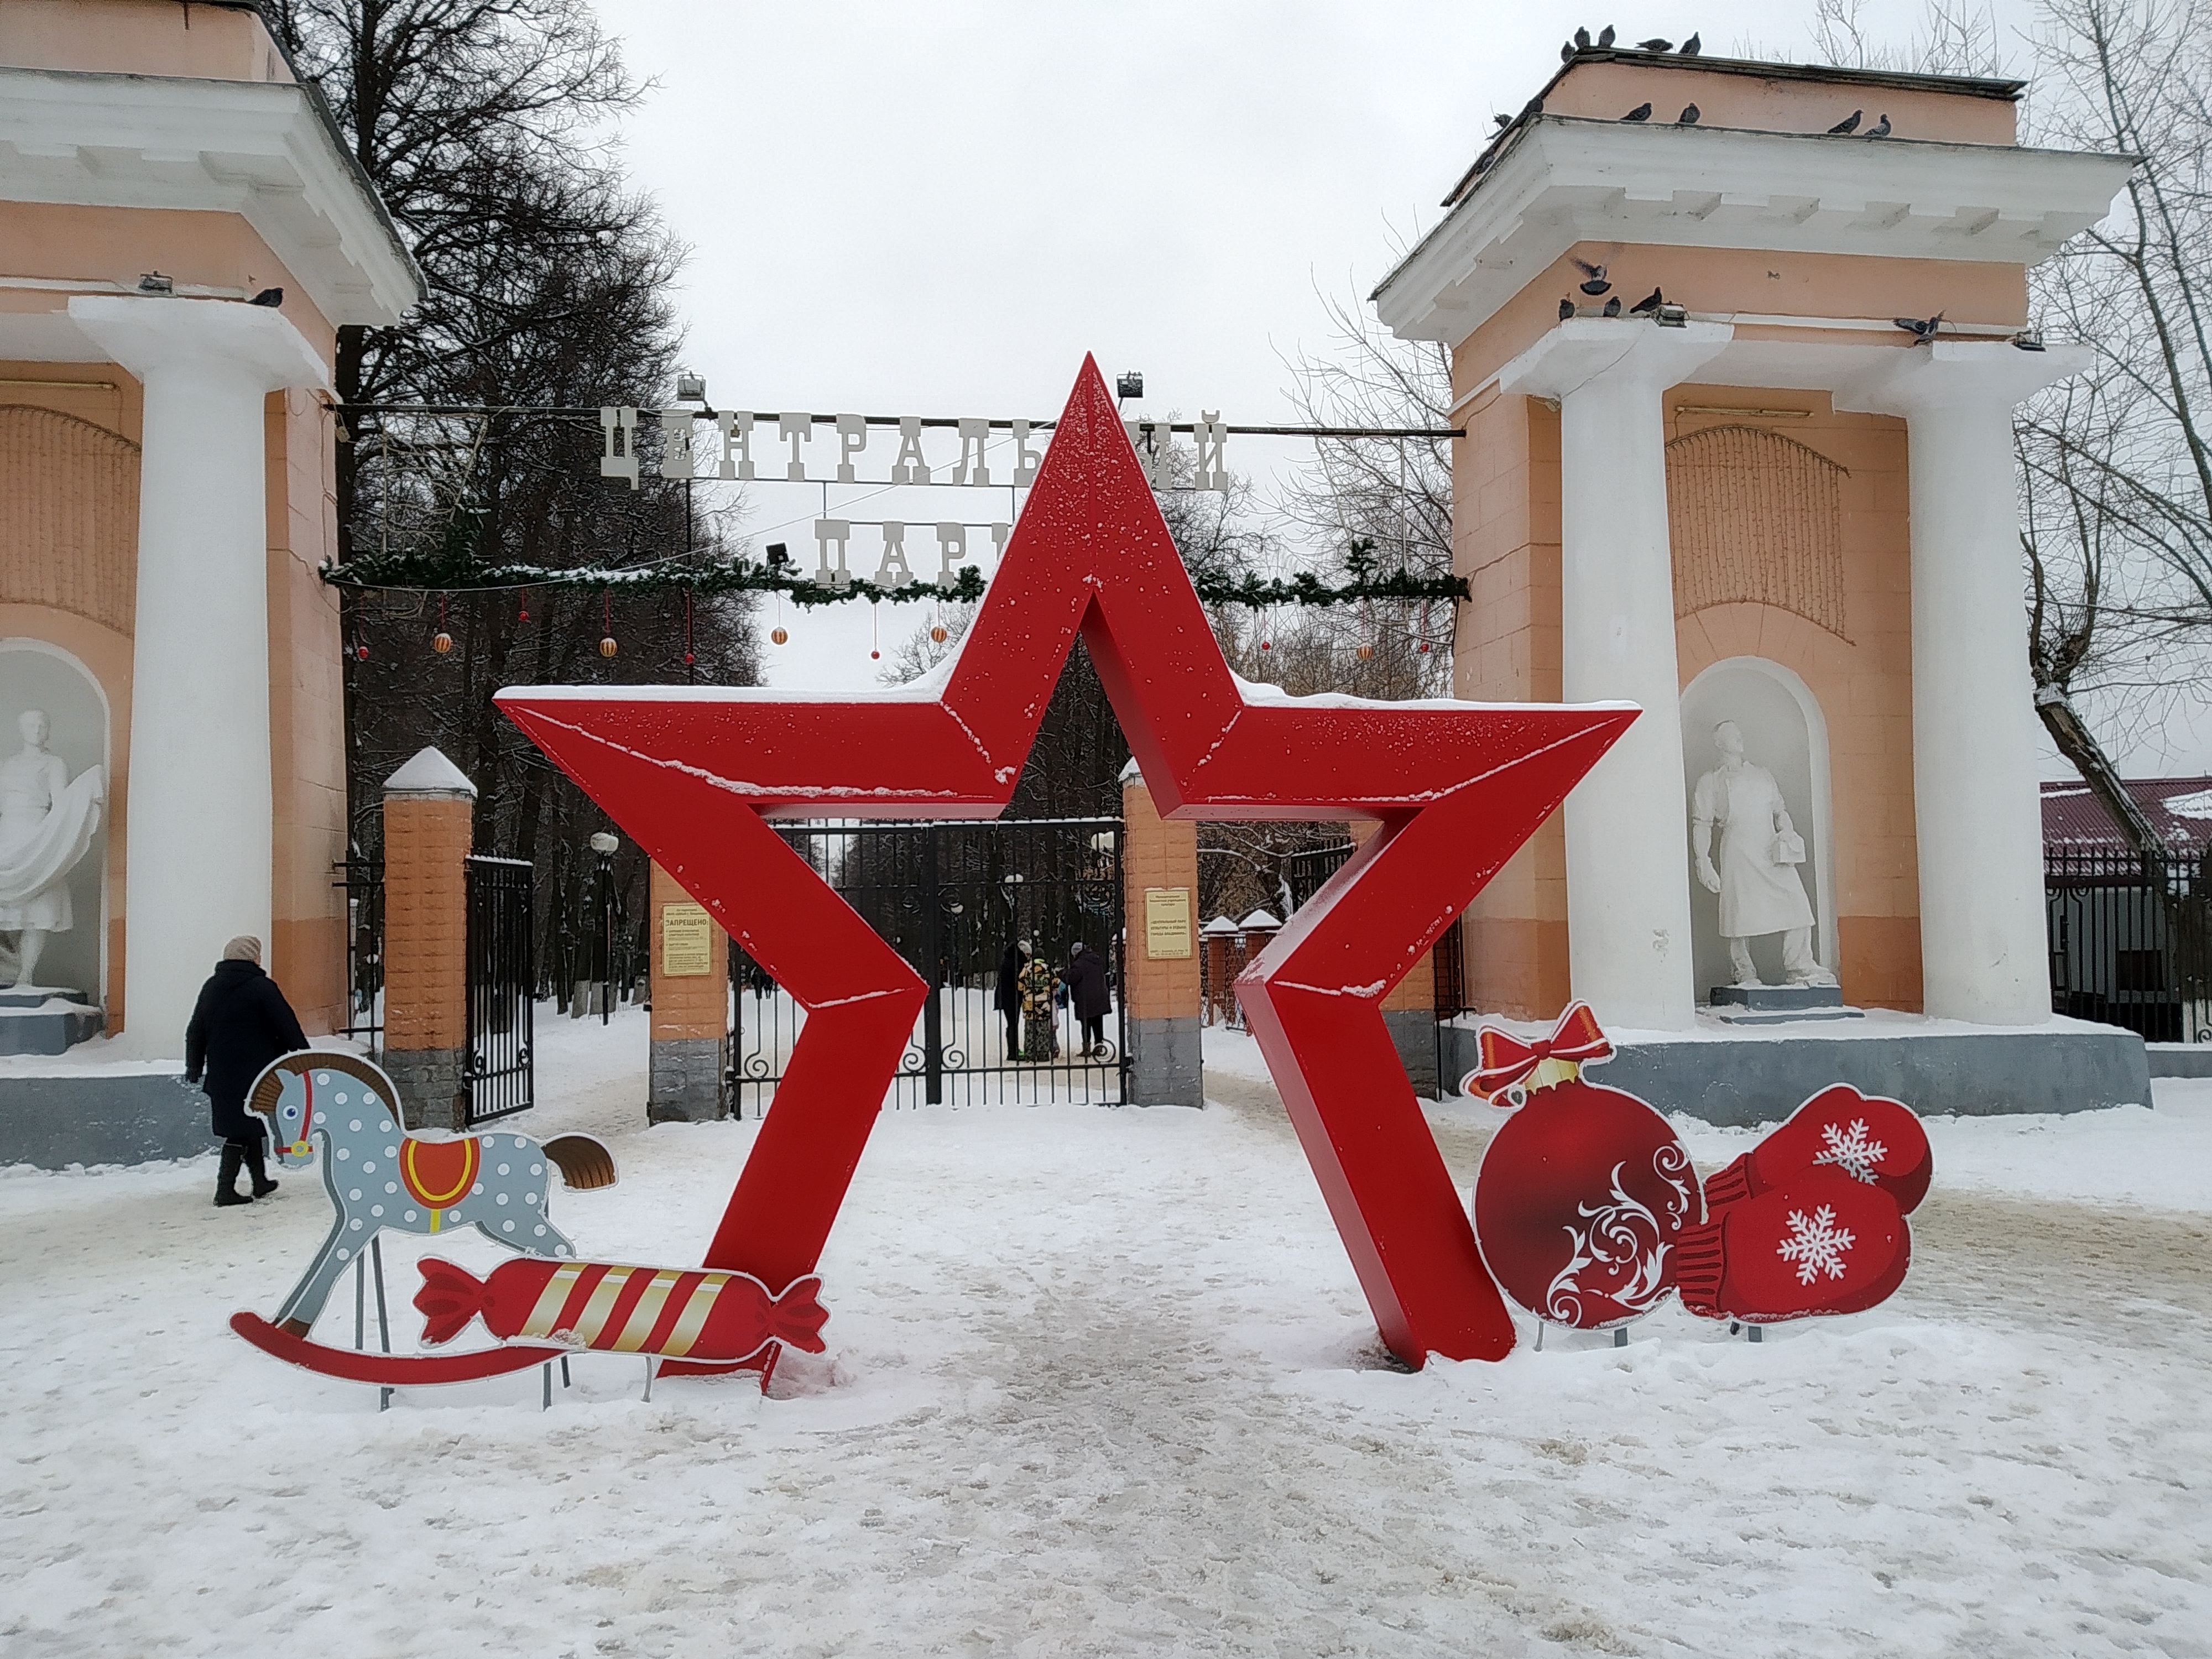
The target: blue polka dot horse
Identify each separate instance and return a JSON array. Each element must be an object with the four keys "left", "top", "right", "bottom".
[{"left": 247, "top": 1052, "right": 615, "bottom": 1337}]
